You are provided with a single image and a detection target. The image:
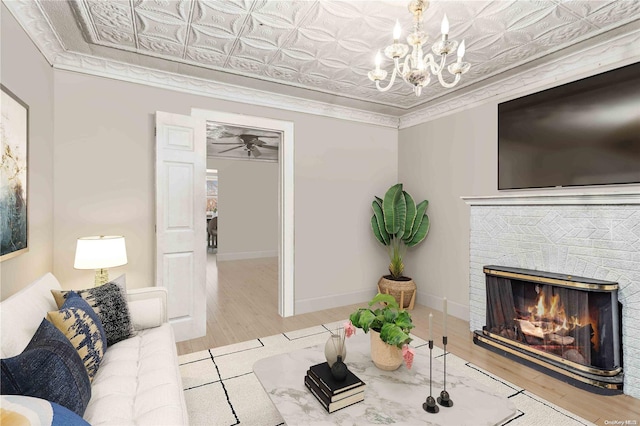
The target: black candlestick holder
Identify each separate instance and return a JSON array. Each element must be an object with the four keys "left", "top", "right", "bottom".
[
  {"left": 422, "top": 340, "right": 439, "bottom": 414},
  {"left": 437, "top": 336, "right": 454, "bottom": 407}
]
